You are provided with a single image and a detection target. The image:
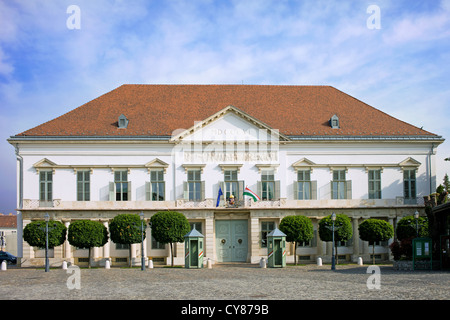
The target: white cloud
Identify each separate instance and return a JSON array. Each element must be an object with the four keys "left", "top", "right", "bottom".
[{"left": 383, "top": 4, "right": 450, "bottom": 44}]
